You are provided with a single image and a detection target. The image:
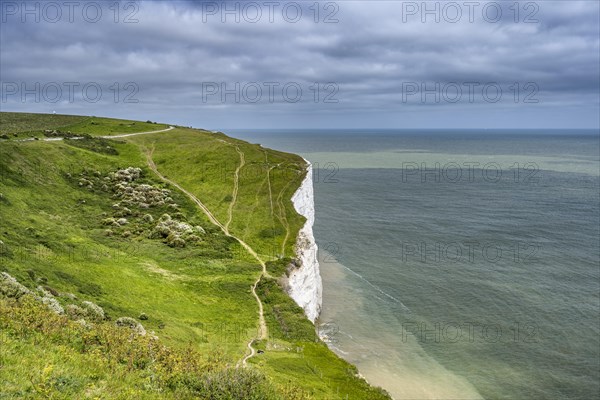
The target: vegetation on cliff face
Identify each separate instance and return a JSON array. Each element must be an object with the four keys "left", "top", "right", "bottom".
[{"left": 0, "top": 112, "right": 391, "bottom": 399}]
